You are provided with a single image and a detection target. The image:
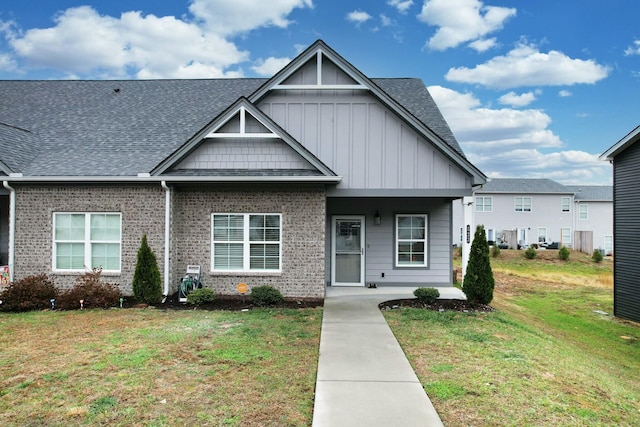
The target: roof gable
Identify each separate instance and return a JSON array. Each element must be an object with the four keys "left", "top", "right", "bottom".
[
  {"left": 600, "top": 124, "right": 640, "bottom": 160},
  {"left": 153, "top": 97, "right": 337, "bottom": 179}
]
